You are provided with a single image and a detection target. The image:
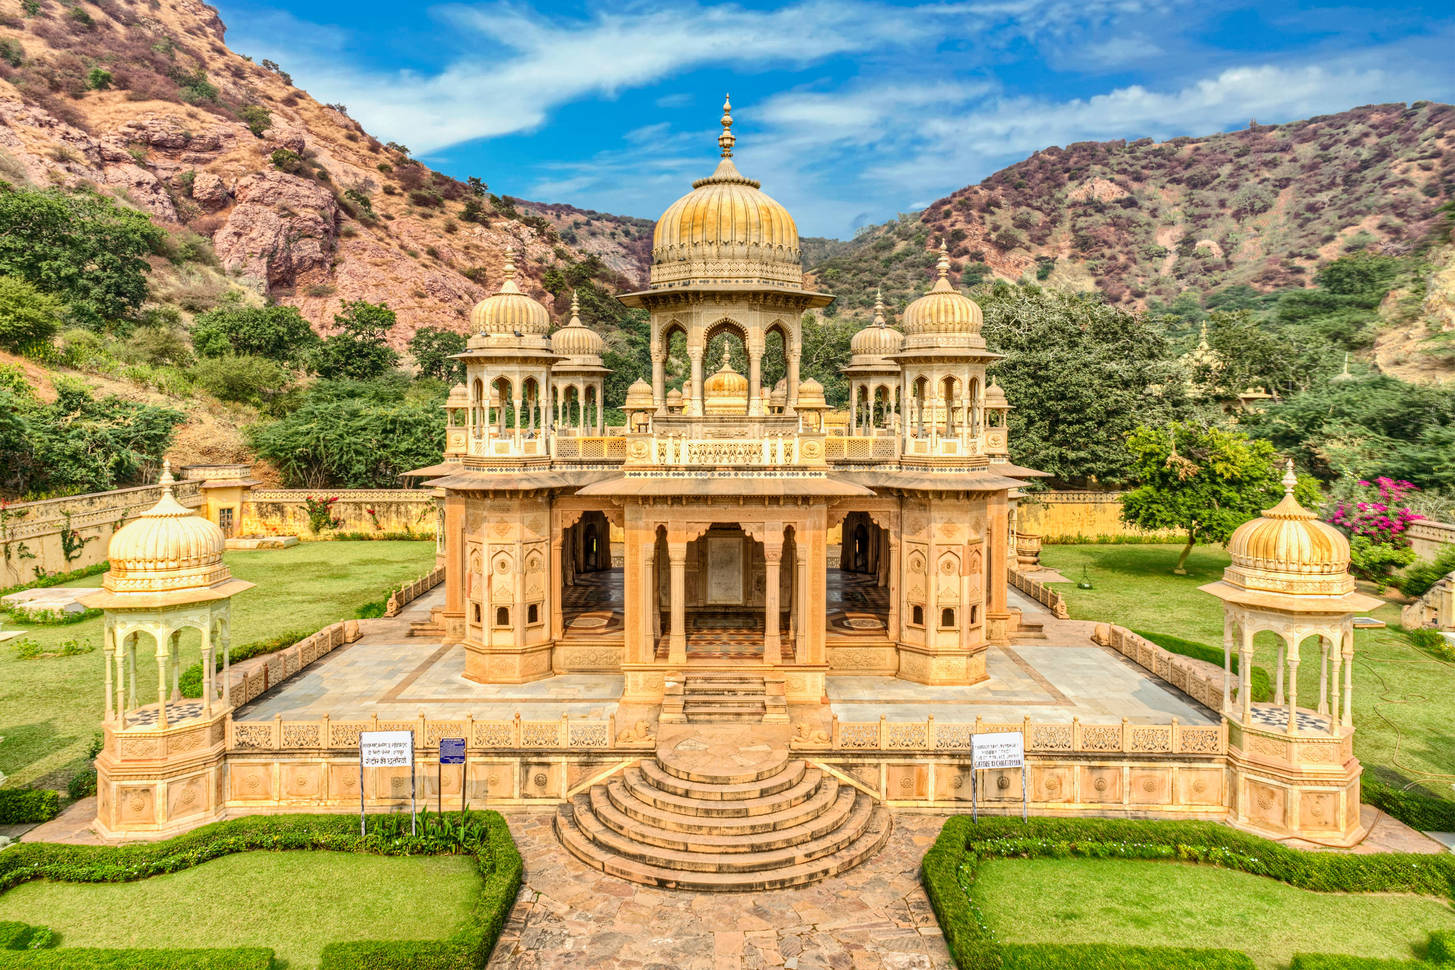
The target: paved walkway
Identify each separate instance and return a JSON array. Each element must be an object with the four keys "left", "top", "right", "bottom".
[{"left": 491, "top": 810, "right": 952, "bottom": 970}]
